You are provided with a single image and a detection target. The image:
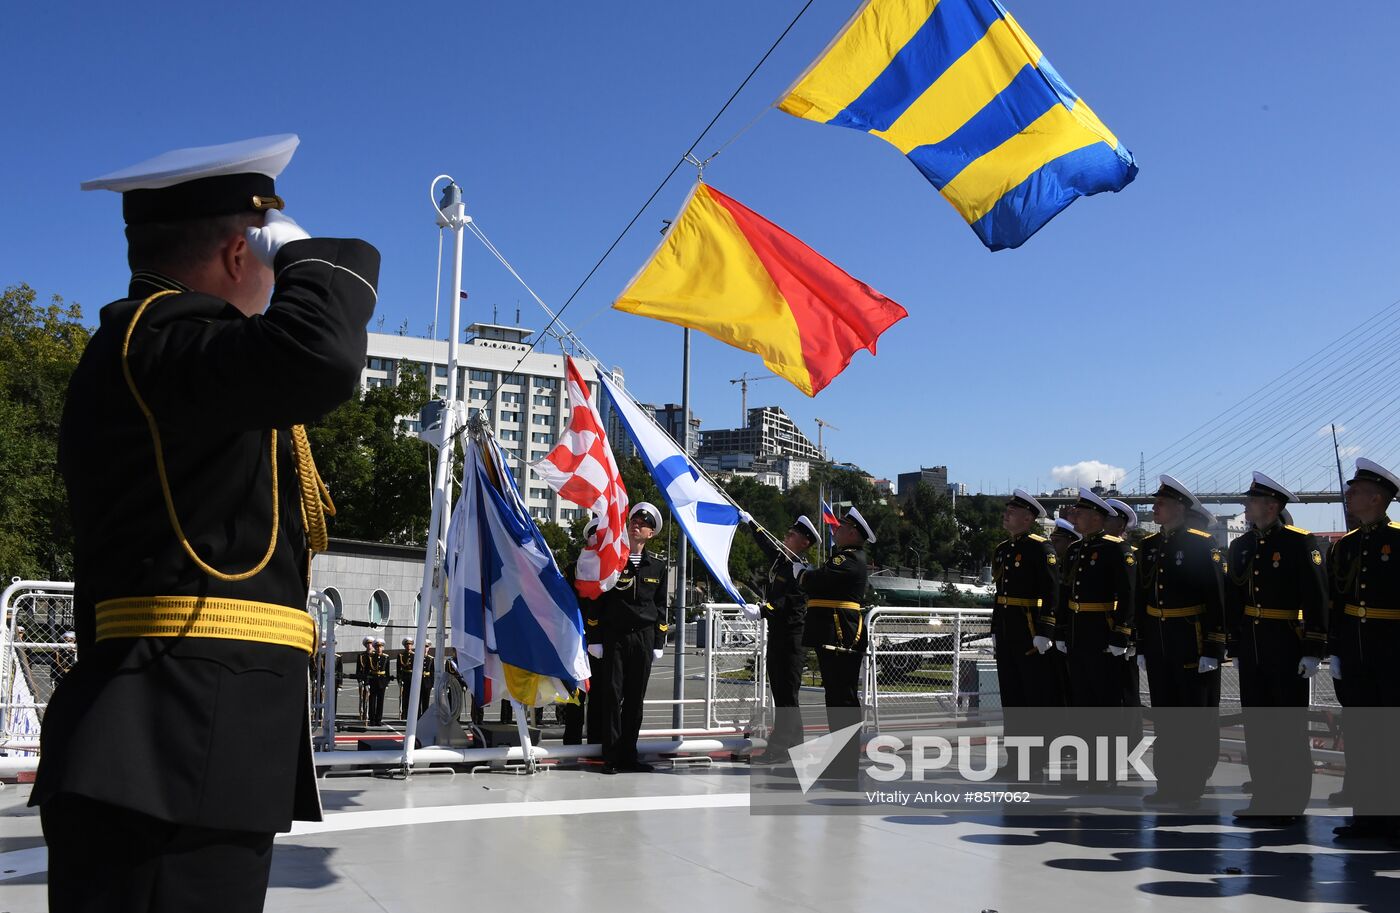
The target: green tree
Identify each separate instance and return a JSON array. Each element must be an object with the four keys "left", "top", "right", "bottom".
[
  {"left": 307, "top": 367, "right": 436, "bottom": 544},
  {"left": 0, "top": 285, "right": 89, "bottom": 580}
]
